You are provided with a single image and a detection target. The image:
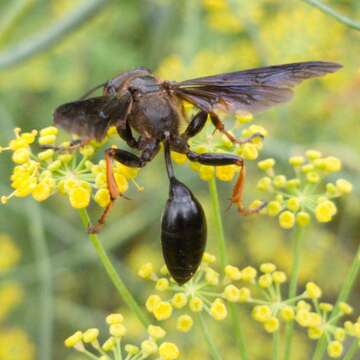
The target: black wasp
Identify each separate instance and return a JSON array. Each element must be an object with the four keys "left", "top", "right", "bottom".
[{"left": 53, "top": 61, "right": 341, "bottom": 284}]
